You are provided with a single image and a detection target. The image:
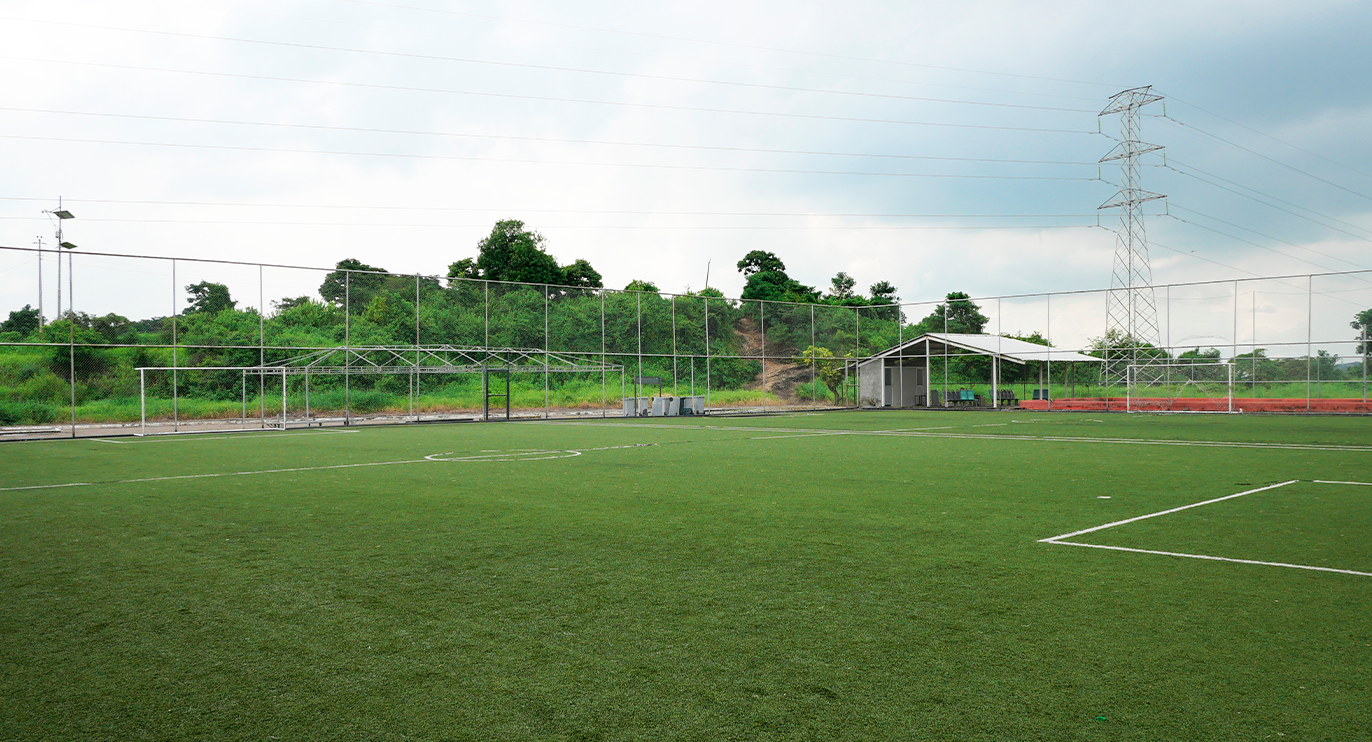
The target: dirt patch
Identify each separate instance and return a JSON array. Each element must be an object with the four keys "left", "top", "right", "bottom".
[{"left": 733, "top": 318, "right": 816, "bottom": 402}]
